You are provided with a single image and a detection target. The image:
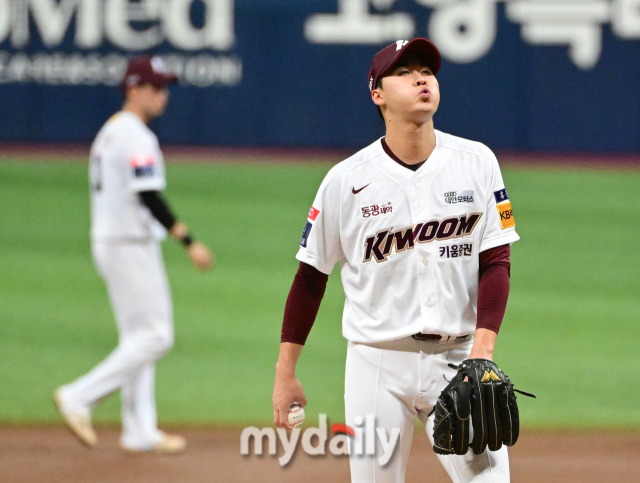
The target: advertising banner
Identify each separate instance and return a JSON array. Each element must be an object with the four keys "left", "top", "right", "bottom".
[{"left": 1, "top": 0, "right": 639, "bottom": 151}]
